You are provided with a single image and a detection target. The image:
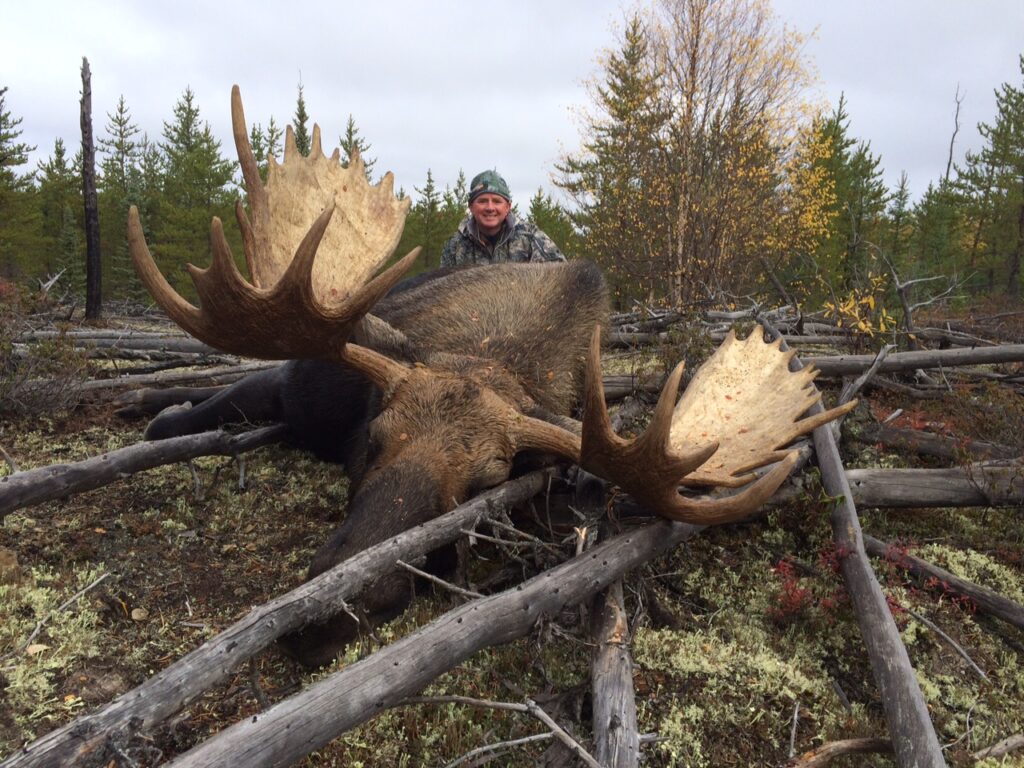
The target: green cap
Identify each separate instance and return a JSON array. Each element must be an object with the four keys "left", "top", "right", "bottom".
[{"left": 469, "top": 170, "right": 511, "bottom": 203}]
